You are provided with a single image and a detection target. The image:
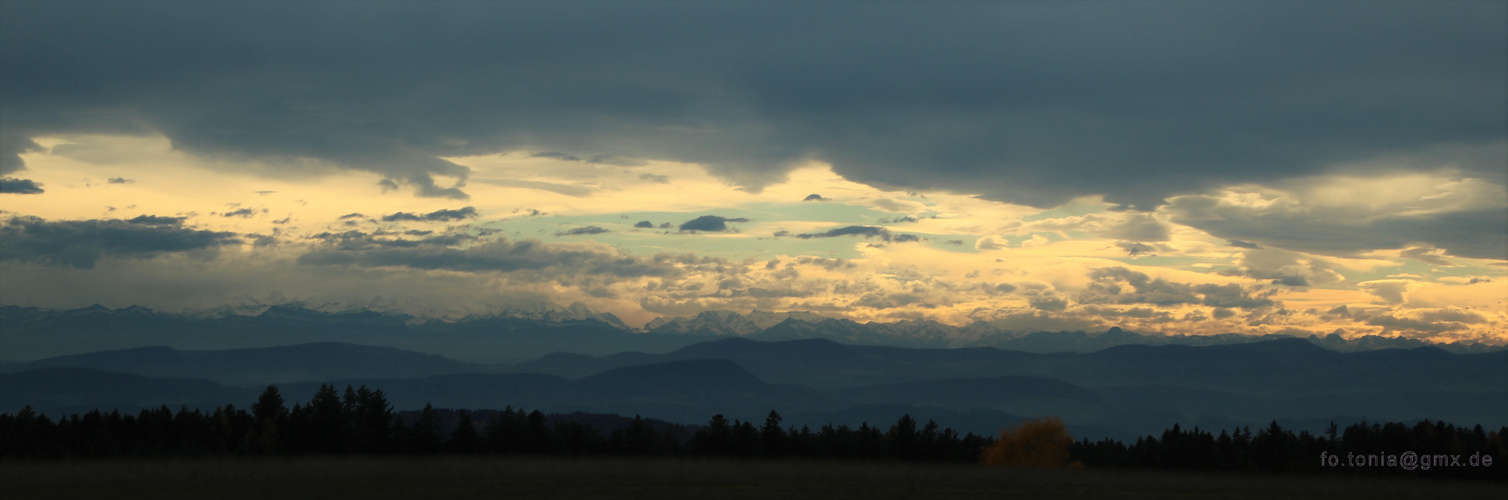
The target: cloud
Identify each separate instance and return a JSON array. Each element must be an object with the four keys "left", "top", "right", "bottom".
[
  {"left": 1363, "top": 310, "right": 1481, "bottom": 336},
  {"left": 1102, "top": 214, "right": 1169, "bottom": 242},
  {"left": 679, "top": 215, "right": 749, "bottom": 232},
  {"left": 530, "top": 152, "right": 581, "bottom": 162},
  {"left": 638, "top": 173, "right": 670, "bottom": 184},
  {"left": 588, "top": 155, "right": 646, "bottom": 166},
  {"left": 7, "top": 3, "right": 1497, "bottom": 207},
  {"left": 106, "top": 177, "right": 134, "bottom": 184},
  {"left": 1400, "top": 246, "right": 1454, "bottom": 266},
  {"left": 1163, "top": 175, "right": 1507, "bottom": 259},
  {"left": 306, "top": 229, "right": 479, "bottom": 251},
  {"left": 0, "top": 215, "right": 239, "bottom": 269},
  {"left": 793, "top": 225, "right": 923, "bottom": 243},
  {"left": 1217, "top": 247, "right": 1344, "bottom": 287},
  {"left": 297, "top": 236, "right": 680, "bottom": 281},
  {"left": 380, "top": 206, "right": 478, "bottom": 222},
  {"left": 1227, "top": 239, "right": 1260, "bottom": 249},
  {"left": 974, "top": 235, "right": 1008, "bottom": 250},
  {"left": 471, "top": 178, "right": 594, "bottom": 197},
  {"left": 126, "top": 215, "right": 187, "bottom": 225},
  {"left": 633, "top": 220, "right": 654, "bottom": 228},
  {"left": 1358, "top": 280, "right": 1412, "bottom": 304},
  {"left": 556, "top": 226, "right": 610, "bottom": 237},
  {"left": 0, "top": 178, "right": 44, "bottom": 194},
  {"left": 803, "top": 194, "right": 826, "bottom": 202},
  {"left": 1016, "top": 235, "right": 1052, "bottom": 249},
  {"left": 1117, "top": 242, "right": 1156, "bottom": 256},
  {"left": 221, "top": 207, "right": 267, "bottom": 218},
  {"left": 337, "top": 213, "right": 366, "bottom": 220},
  {"left": 1080, "top": 267, "right": 1275, "bottom": 309},
  {"left": 1192, "top": 283, "right": 1276, "bottom": 309}
]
